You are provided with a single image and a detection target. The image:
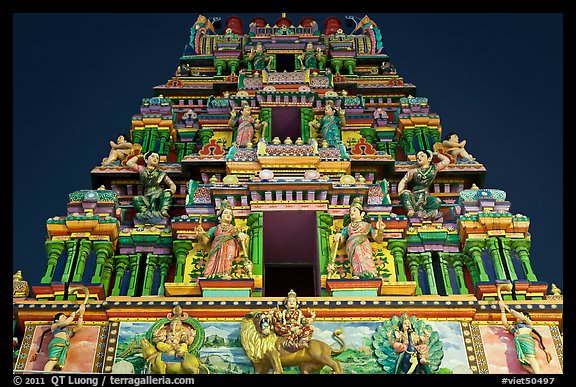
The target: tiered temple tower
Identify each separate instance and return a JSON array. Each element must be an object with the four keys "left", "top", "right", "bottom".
[{"left": 13, "top": 14, "right": 563, "bottom": 375}]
